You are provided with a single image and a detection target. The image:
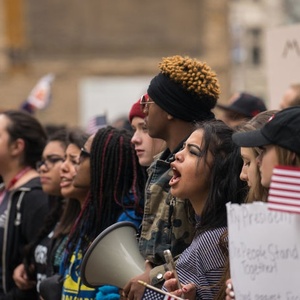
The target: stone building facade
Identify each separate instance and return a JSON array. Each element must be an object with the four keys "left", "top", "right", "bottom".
[{"left": 0, "top": 0, "right": 230, "bottom": 127}]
